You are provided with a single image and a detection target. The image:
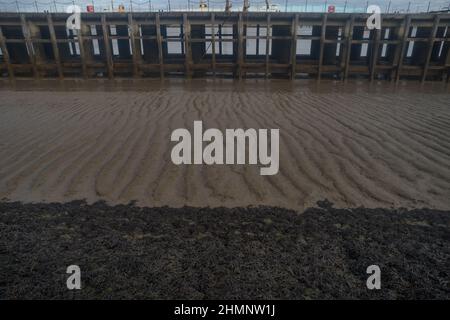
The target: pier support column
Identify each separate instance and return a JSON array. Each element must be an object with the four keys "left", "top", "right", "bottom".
[
  {"left": 290, "top": 14, "right": 299, "bottom": 79},
  {"left": 47, "top": 14, "right": 63, "bottom": 79},
  {"left": 21, "top": 15, "right": 39, "bottom": 78},
  {"left": 129, "top": 14, "right": 142, "bottom": 78},
  {"left": 422, "top": 15, "right": 440, "bottom": 83},
  {"left": 370, "top": 26, "right": 381, "bottom": 82},
  {"left": 445, "top": 45, "right": 450, "bottom": 82},
  {"left": 394, "top": 15, "right": 411, "bottom": 83},
  {"left": 265, "top": 14, "right": 271, "bottom": 79},
  {"left": 237, "top": 13, "right": 244, "bottom": 79},
  {"left": 155, "top": 14, "right": 164, "bottom": 79},
  {"left": 101, "top": 15, "right": 114, "bottom": 79},
  {"left": 78, "top": 22, "right": 94, "bottom": 78},
  {"left": 0, "top": 26, "right": 14, "bottom": 79},
  {"left": 29, "top": 21, "right": 46, "bottom": 76},
  {"left": 211, "top": 14, "right": 216, "bottom": 77},
  {"left": 318, "top": 14, "right": 328, "bottom": 81},
  {"left": 183, "top": 14, "right": 192, "bottom": 78},
  {"left": 342, "top": 16, "right": 354, "bottom": 81}
]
